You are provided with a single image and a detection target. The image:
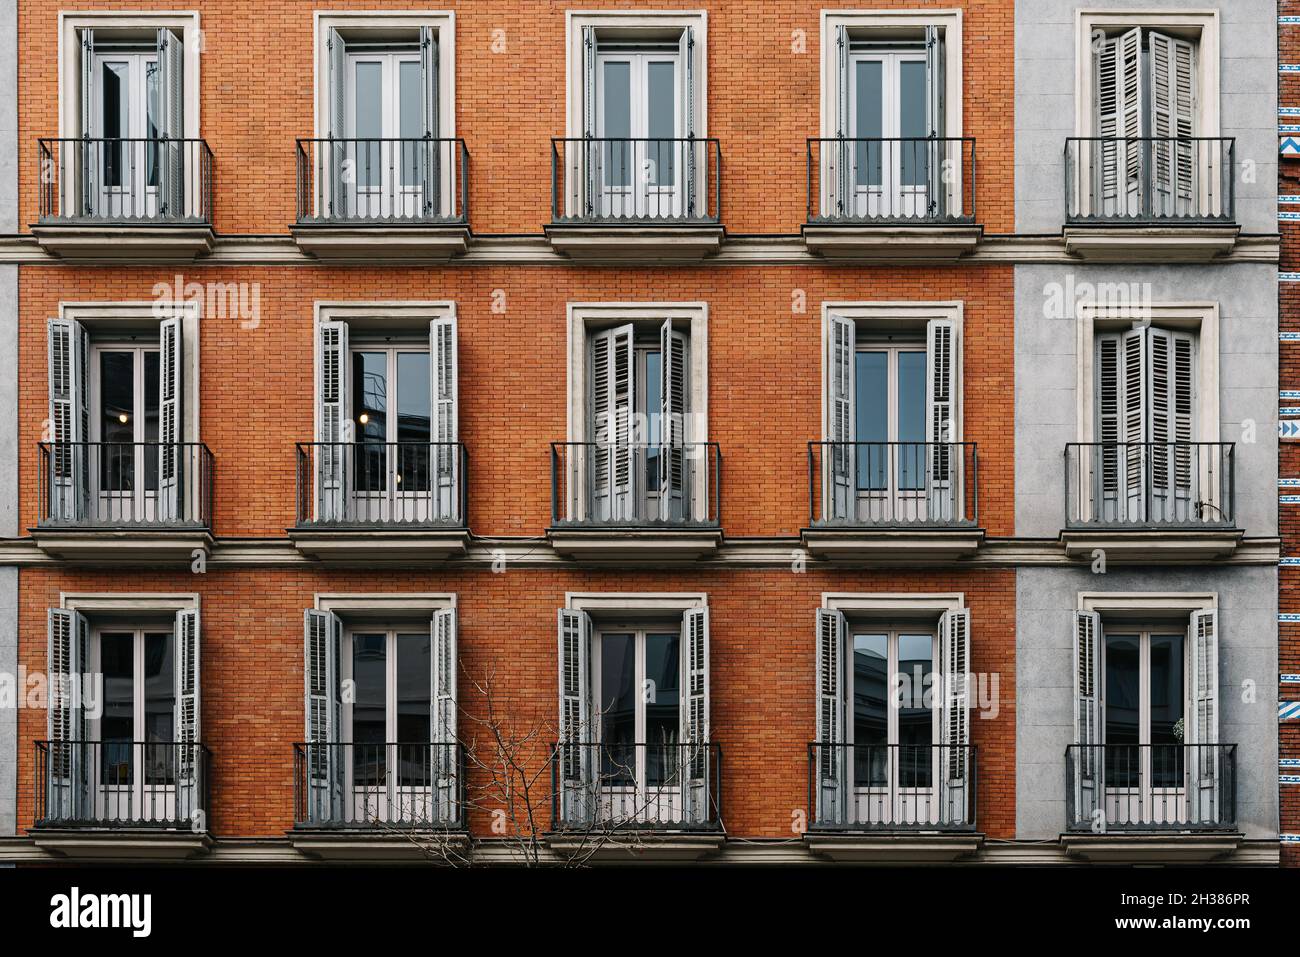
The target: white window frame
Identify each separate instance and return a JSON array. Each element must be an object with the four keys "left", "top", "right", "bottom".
[
  {"left": 339, "top": 623, "right": 433, "bottom": 745},
  {"left": 1073, "top": 9, "right": 1220, "bottom": 138}
]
